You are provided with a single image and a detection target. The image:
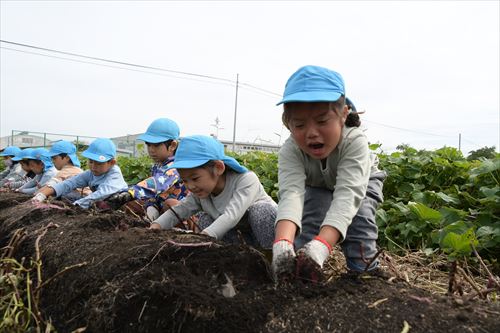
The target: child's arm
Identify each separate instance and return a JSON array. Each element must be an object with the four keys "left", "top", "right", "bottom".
[
  {"left": 18, "top": 176, "right": 39, "bottom": 194},
  {"left": 151, "top": 194, "right": 200, "bottom": 229},
  {"left": 322, "top": 134, "right": 371, "bottom": 241},
  {"left": 32, "top": 186, "right": 56, "bottom": 202},
  {"left": 73, "top": 168, "right": 127, "bottom": 208},
  {"left": 275, "top": 139, "right": 308, "bottom": 236},
  {"left": 201, "top": 172, "right": 262, "bottom": 239}
]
